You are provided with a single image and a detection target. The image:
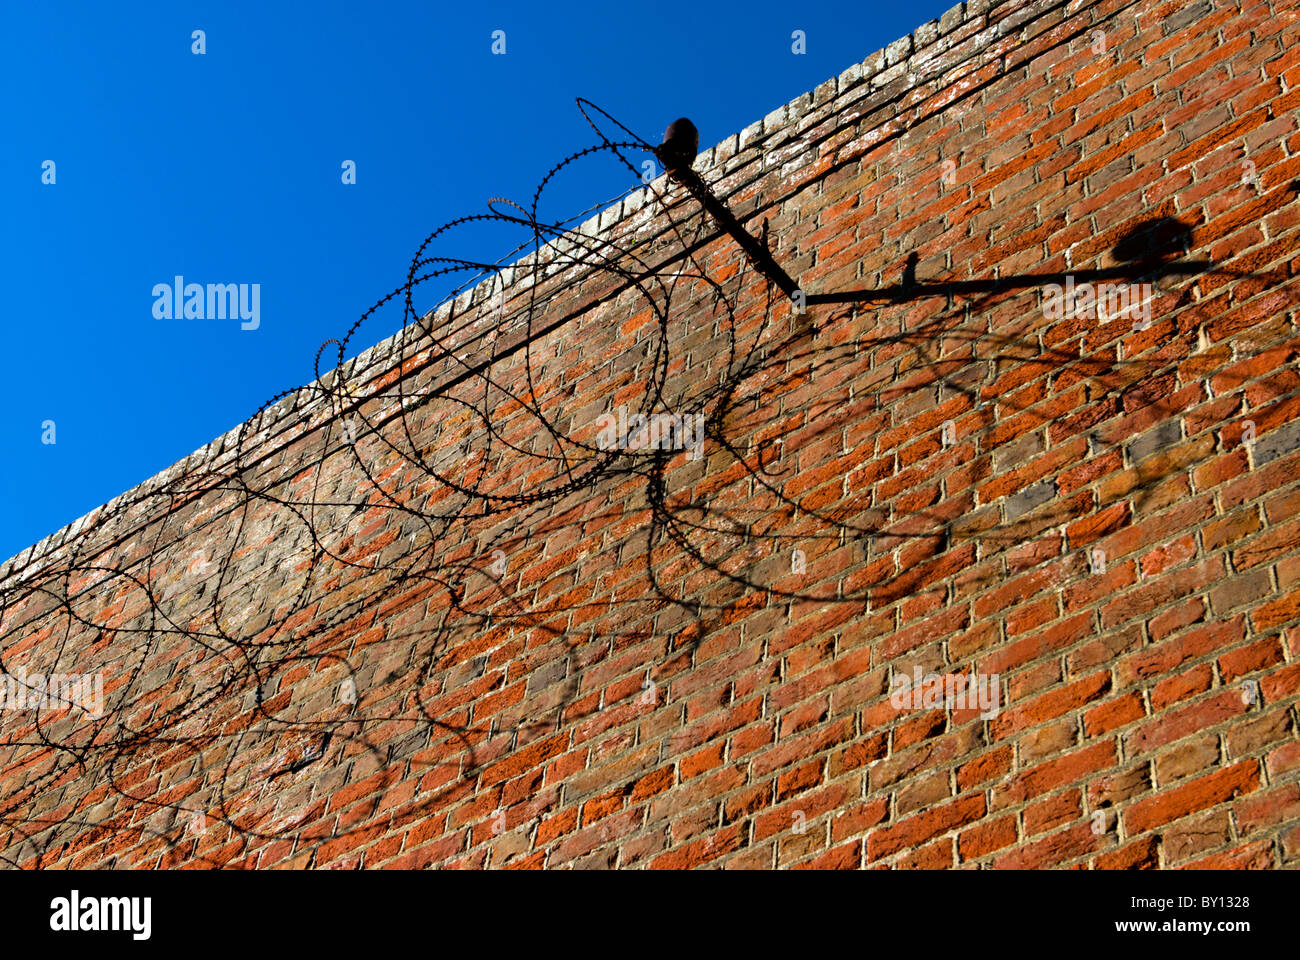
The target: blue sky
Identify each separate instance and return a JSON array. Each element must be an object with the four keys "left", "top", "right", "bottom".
[{"left": 0, "top": 0, "right": 958, "bottom": 560}]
